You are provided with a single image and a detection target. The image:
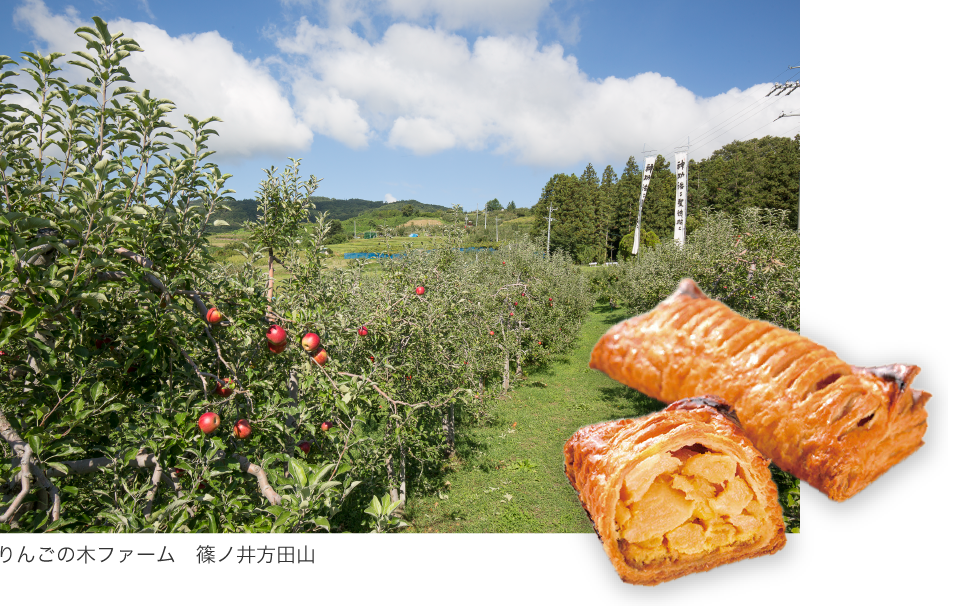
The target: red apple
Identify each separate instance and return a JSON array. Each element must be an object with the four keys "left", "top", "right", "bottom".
[
  {"left": 301, "top": 332, "right": 321, "bottom": 353},
  {"left": 206, "top": 307, "right": 223, "bottom": 325},
  {"left": 310, "top": 348, "right": 329, "bottom": 366},
  {"left": 369, "top": 355, "right": 375, "bottom": 362},
  {"left": 320, "top": 421, "right": 332, "bottom": 431},
  {"left": 173, "top": 468, "right": 186, "bottom": 477},
  {"left": 415, "top": 286, "right": 425, "bottom": 295},
  {"left": 489, "top": 330, "right": 494, "bottom": 336},
  {"left": 266, "top": 324, "right": 287, "bottom": 346},
  {"left": 268, "top": 340, "right": 288, "bottom": 354},
  {"left": 298, "top": 441, "right": 311, "bottom": 454},
  {"left": 198, "top": 412, "right": 220, "bottom": 434},
  {"left": 95, "top": 337, "right": 113, "bottom": 350},
  {"left": 214, "top": 377, "right": 235, "bottom": 397},
  {"left": 358, "top": 325, "right": 368, "bottom": 336},
  {"left": 521, "top": 292, "right": 525, "bottom": 297},
  {"left": 233, "top": 419, "right": 252, "bottom": 439}
]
